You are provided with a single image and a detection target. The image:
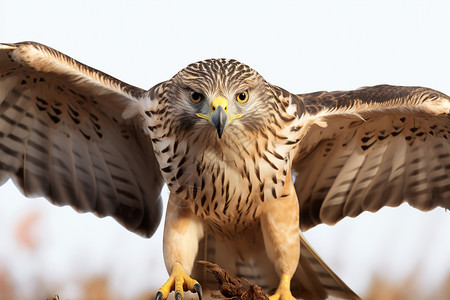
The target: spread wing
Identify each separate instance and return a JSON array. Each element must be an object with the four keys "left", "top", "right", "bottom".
[
  {"left": 290, "top": 85, "right": 450, "bottom": 230},
  {"left": 0, "top": 42, "right": 164, "bottom": 237}
]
